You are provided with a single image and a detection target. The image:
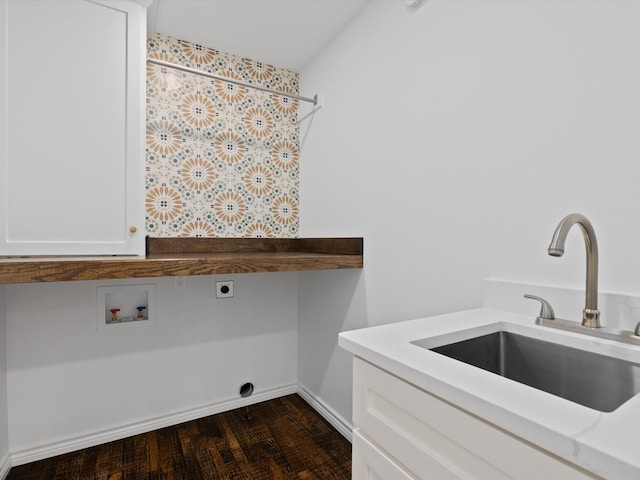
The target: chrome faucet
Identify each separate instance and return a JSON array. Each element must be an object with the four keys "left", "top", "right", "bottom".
[
  {"left": 524, "top": 213, "right": 640, "bottom": 345},
  {"left": 547, "top": 213, "right": 600, "bottom": 328}
]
